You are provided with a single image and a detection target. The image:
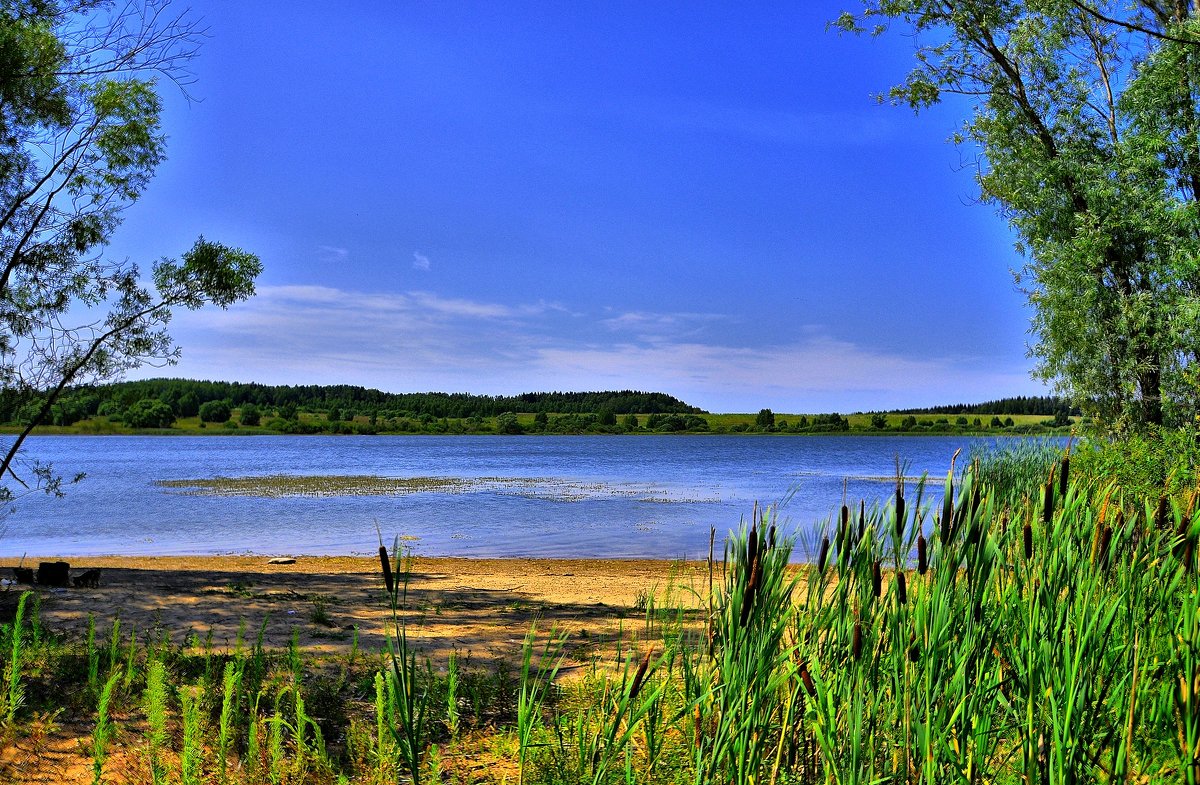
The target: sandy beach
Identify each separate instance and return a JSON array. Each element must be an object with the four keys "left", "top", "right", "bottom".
[
  {"left": 1, "top": 555, "right": 711, "bottom": 665},
  {"left": 0, "top": 555, "right": 717, "bottom": 783}
]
